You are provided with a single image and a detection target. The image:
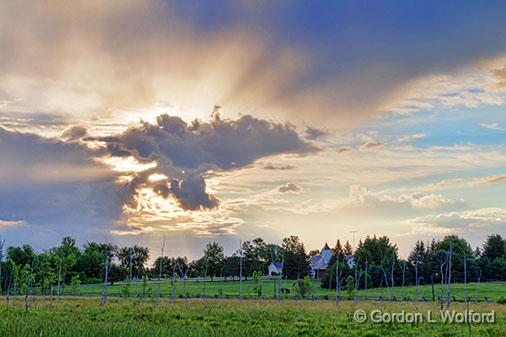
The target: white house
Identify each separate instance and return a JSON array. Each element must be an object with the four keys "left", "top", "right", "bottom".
[
  {"left": 268, "top": 261, "right": 283, "bottom": 276},
  {"left": 344, "top": 254, "right": 355, "bottom": 269},
  {"left": 310, "top": 242, "right": 332, "bottom": 278}
]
